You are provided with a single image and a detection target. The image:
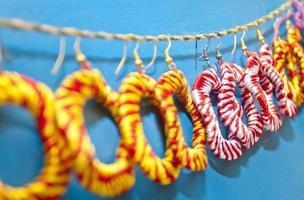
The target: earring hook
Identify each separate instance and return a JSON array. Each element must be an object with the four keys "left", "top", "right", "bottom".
[
  {"left": 240, "top": 30, "right": 247, "bottom": 53},
  {"left": 198, "top": 38, "right": 210, "bottom": 62},
  {"left": 164, "top": 35, "right": 176, "bottom": 69},
  {"left": 198, "top": 38, "right": 217, "bottom": 69},
  {"left": 133, "top": 41, "right": 144, "bottom": 71},
  {"left": 144, "top": 42, "right": 157, "bottom": 71},
  {"left": 215, "top": 36, "right": 223, "bottom": 61},
  {"left": 231, "top": 33, "right": 237, "bottom": 55},
  {"left": 51, "top": 37, "right": 66, "bottom": 75},
  {"left": 114, "top": 41, "right": 128, "bottom": 75},
  {"left": 256, "top": 28, "right": 265, "bottom": 44},
  {"left": 73, "top": 37, "right": 91, "bottom": 69}
]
